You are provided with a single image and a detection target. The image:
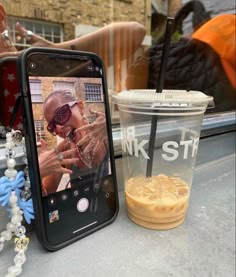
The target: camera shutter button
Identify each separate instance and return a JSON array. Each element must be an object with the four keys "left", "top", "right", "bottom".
[{"left": 77, "top": 198, "right": 89, "bottom": 212}]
